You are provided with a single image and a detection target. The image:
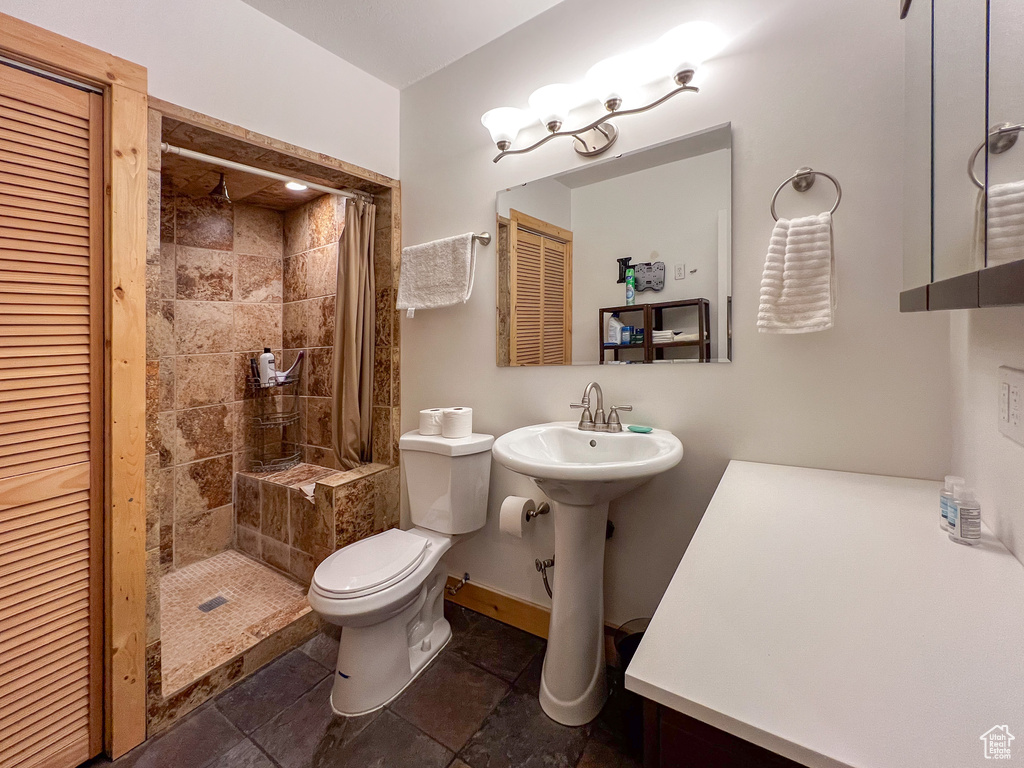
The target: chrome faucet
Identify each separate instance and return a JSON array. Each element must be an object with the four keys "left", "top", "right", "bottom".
[{"left": 571, "top": 382, "right": 632, "bottom": 432}]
